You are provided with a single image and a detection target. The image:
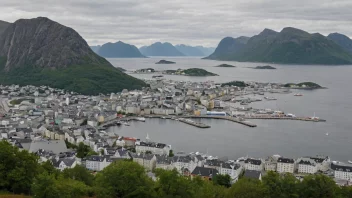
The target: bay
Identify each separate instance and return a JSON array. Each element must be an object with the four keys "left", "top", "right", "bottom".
[{"left": 107, "top": 57, "right": 352, "bottom": 161}]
